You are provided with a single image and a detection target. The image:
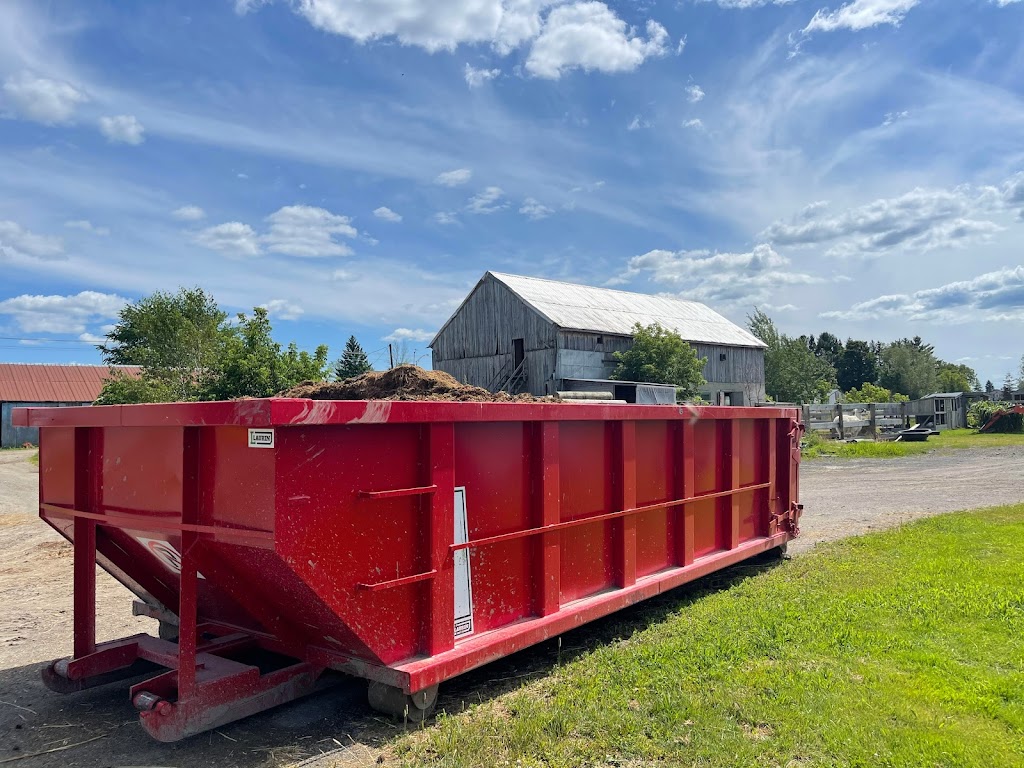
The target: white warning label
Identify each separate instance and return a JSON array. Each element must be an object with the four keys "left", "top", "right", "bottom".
[
  {"left": 453, "top": 487, "right": 474, "bottom": 639},
  {"left": 248, "top": 429, "right": 275, "bottom": 448}
]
